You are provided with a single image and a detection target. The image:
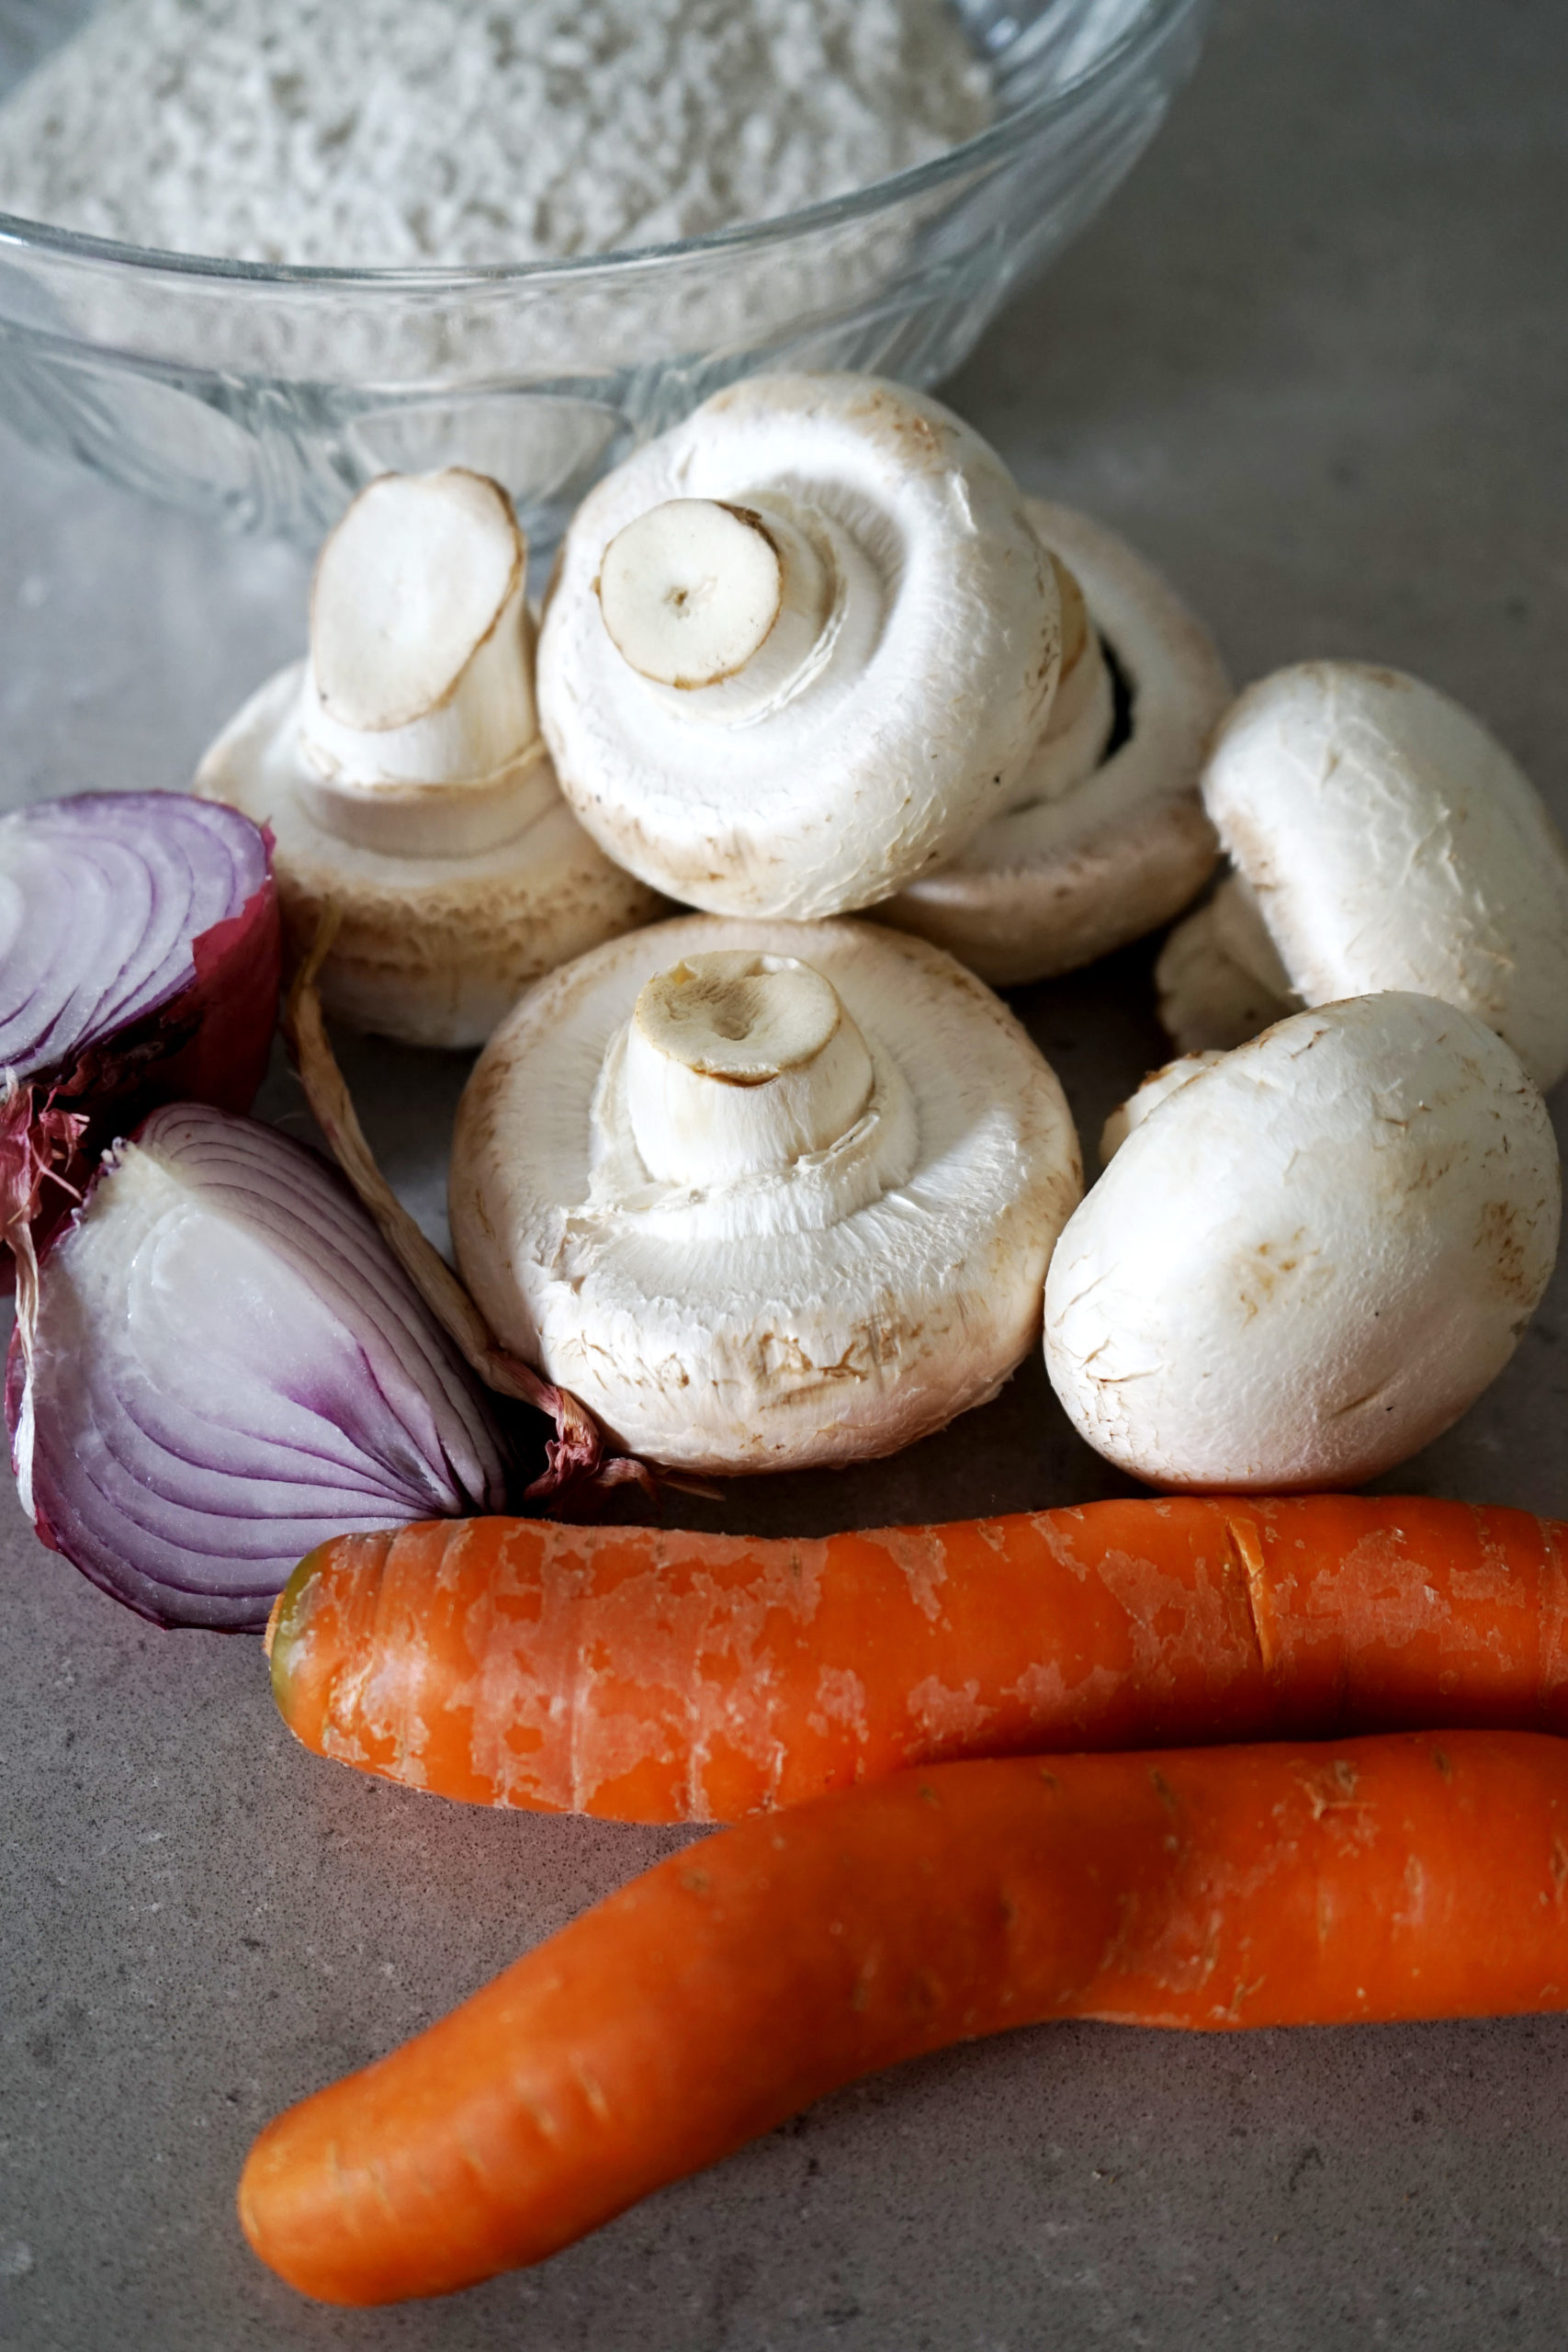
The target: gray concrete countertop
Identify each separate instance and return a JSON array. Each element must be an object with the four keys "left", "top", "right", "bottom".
[{"left": 4, "top": 2, "right": 1568, "bottom": 2345}]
